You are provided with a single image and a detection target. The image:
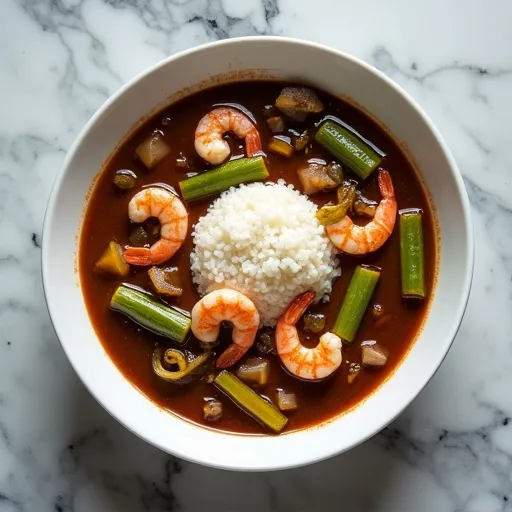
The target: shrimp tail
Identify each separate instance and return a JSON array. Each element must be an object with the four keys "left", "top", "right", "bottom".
[
  {"left": 283, "top": 291, "right": 316, "bottom": 325},
  {"left": 123, "top": 247, "right": 152, "bottom": 266},
  {"left": 245, "top": 131, "right": 262, "bottom": 157},
  {"left": 216, "top": 344, "right": 250, "bottom": 369},
  {"left": 378, "top": 169, "right": 395, "bottom": 199}
]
